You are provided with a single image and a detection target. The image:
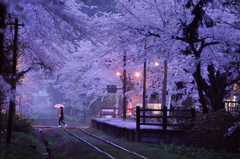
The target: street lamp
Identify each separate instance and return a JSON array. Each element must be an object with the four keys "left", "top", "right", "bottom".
[
  {"left": 155, "top": 62, "right": 160, "bottom": 67},
  {"left": 135, "top": 72, "right": 140, "bottom": 77},
  {"left": 117, "top": 71, "right": 140, "bottom": 78},
  {"left": 142, "top": 60, "right": 167, "bottom": 123},
  {"left": 143, "top": 62, "right": 147, "bottom": 123},
  {"left": 162, "top": 60, "right": 167, "bottom": 108},
  {"left": 117, "top": 70, "right": 140, "bottom": 120},
  {"left": 116, "top": 72, "right": 121, "bottom": 76}
]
